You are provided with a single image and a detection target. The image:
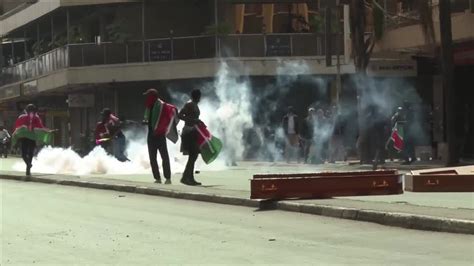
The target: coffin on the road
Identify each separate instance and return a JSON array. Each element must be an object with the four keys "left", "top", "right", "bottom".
[
  {"left": 250, "top": 170, "right": 403, "bottom": 200},
  {"left": 405, "top": 166, "right": 474, "bottom": 192}
]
